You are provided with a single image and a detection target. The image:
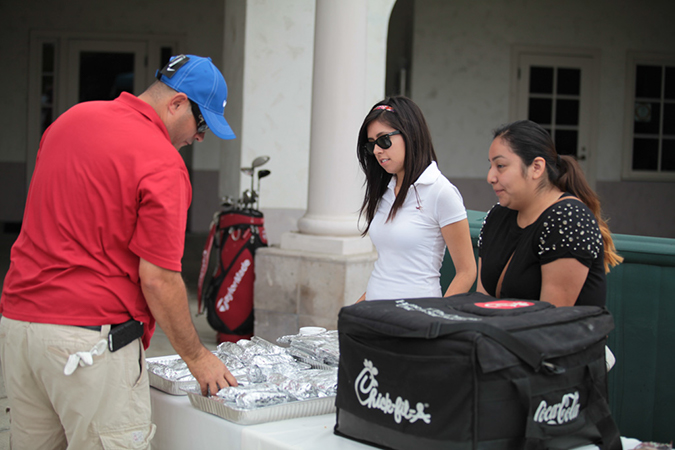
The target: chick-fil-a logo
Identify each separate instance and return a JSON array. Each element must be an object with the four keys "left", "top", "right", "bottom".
[{"left": 354, "top": 359, "right": 431, "bottom": 425}]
